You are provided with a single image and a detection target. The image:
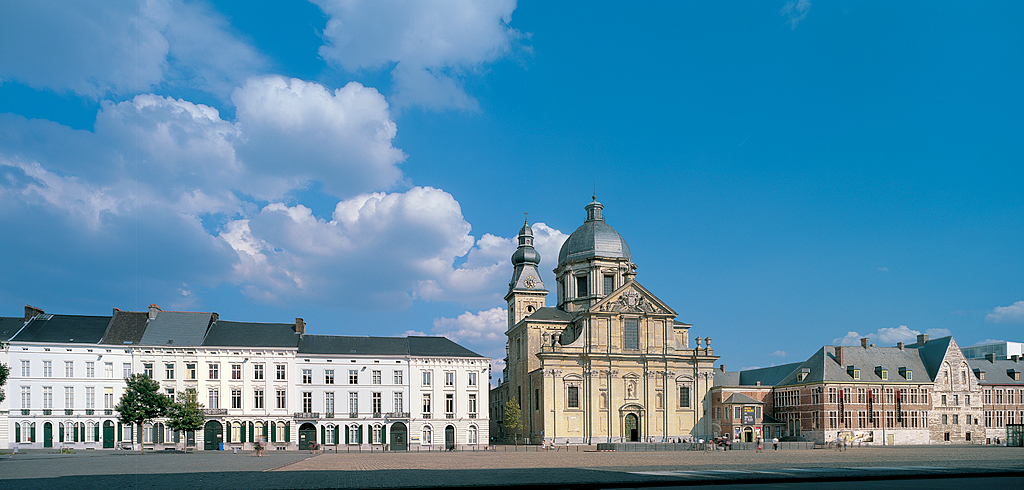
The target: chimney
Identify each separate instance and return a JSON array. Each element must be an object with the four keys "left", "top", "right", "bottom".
[
  {"left": 897, "top": 342, "right": 904, "bottom": 351},
  {"left": 755, "top": 381, "right": 761, "bottom": 386},
  {"left": 295, "top": 318, "right": 306, "bottom": 335},
  {"left": 985, "top": 353, "right": 996, "bottom": 363},
  {"left": 1012, "top": 355, "right": 1020, "bottom": 363},
  {"left": 719, "top": 364, "right": 725, "bottom": 372},
  {"left": 860, "top": 338, "right": 869, "bottom": 349},
  {"left": 916, "top": 334, "right": 928, "bottom": 346},
  {"left": 24, "top": 305, "right": 44, "bottom": 322},
  {"left": 211, "top": 312, "right": 219, "bottom": 323},
  {"left": 148, "top": 304, "right": 161, "bottom": 320},
  {"left": 835, "top": 346, "right": 844, "bottom": 366}
]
